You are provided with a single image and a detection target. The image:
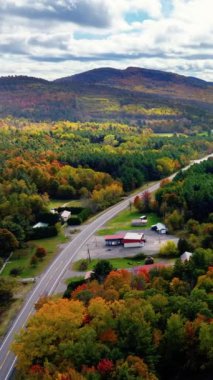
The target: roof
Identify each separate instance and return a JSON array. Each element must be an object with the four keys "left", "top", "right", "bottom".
[
  {"left": 180, "top": 251, "right": 193, "bottom": 261},
  {"left": 61, "top": 210, "right": 71, "bottom": 218},
  {"left": 105, "top": 232, "right": 126, "bottom": 240},
  {"left": 84, "top": 271, "right": 94, "bottom": 280},
  {"left": 32, "top": 222, "right": 48, "bottom": 229},
  {"left": 152, "top": 223, "right": 167, "bottom": 230},
  {"left": 124, "top": 232, "right": 144, "bottom": 240}
]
